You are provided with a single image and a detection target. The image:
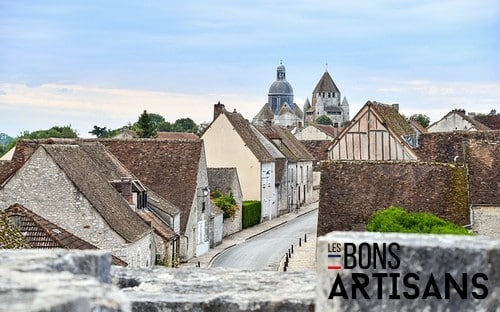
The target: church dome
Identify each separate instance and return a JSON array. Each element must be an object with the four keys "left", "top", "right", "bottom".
[{"left": 268, "top": 80, "right": 293, "bottom": 95}]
